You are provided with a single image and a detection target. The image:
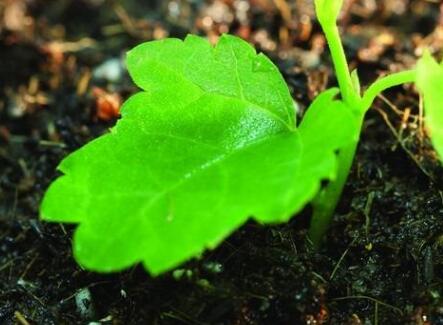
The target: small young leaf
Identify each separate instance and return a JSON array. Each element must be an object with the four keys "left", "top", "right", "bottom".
[
  {"left": 350, "top": 69, "right": 361, "bottom": 96},
  {"left": 41, "top": 35, "right": 357, "bottom": 275},
  {"left": 416, "top": 52, "right": 443, "bottom": 162},
  {"left": 314, "top": 0, "right": 344, "bottom": 26}
]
